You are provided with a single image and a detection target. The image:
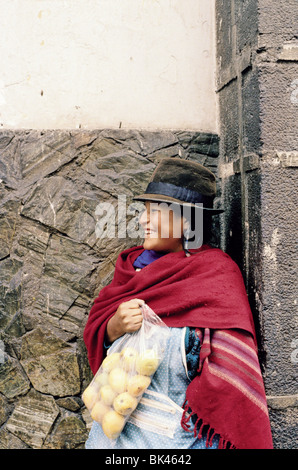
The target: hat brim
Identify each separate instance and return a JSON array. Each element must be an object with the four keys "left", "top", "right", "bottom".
[{"left": 133, "top": 193, "right": 224, "bottom": 214}]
